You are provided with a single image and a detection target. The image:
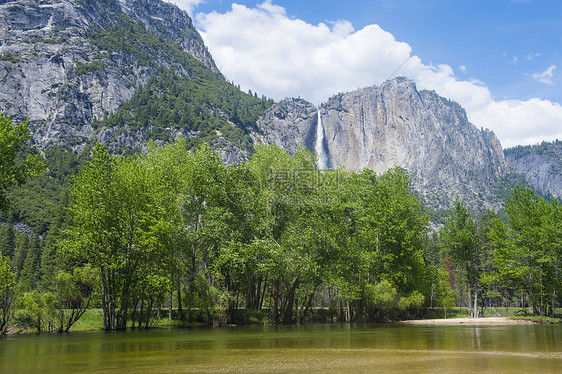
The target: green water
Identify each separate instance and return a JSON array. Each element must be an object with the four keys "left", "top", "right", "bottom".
[{"left": 1, "top": 323, "right": 561, "bottom": 373}]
